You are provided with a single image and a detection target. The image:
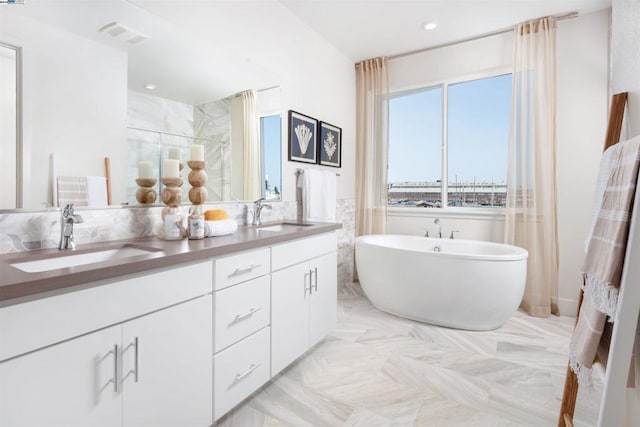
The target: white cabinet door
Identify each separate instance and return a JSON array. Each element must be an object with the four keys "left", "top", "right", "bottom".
[
  {"left": 271, "top": 250, "right": 338, "bottom": 376},
  {"left": 309, "top": 251, "right": 337, "bottom": 346},
  {"left": 271, "top": 261, "right": 311, "bottom": 375},
  {"left": 121, "top": 295, "right": 213, "bottom": 427},
  {"left": 0, "top": 325, "right": 122, "bottom": 427}
]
